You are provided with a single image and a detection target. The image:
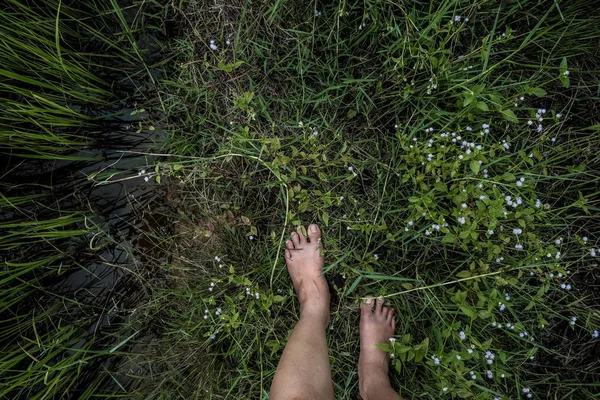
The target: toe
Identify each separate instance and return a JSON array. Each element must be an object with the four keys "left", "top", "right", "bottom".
[
  {"left": 307, "top": 224, "right": 321, "bottom": 244},
  {"left": 386, "top": 308, "right": 394, "bottom": 323},
  {"left": 285, "top": 249, "right": 292, "bottom": 260},
  {"left": 383, "top": 307, "right": 391, "bottom": 320},
  {"left": 296, "top": 226, "right": 306, "bottom": 243},
  {"left": 285, "top": 240, "right": 295, "bottom": 249},
  {"left": 375, "top": 297, "right": 384, "bottom": 314},
  {"left": 291, "top": 232, "right": 301, "bottom": 246},
  {"left": 361, "top": 298, "right": 374, "bottom": 316},
  {"left": 391, "top": 317, "right": 396, "bottom": 331}
]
